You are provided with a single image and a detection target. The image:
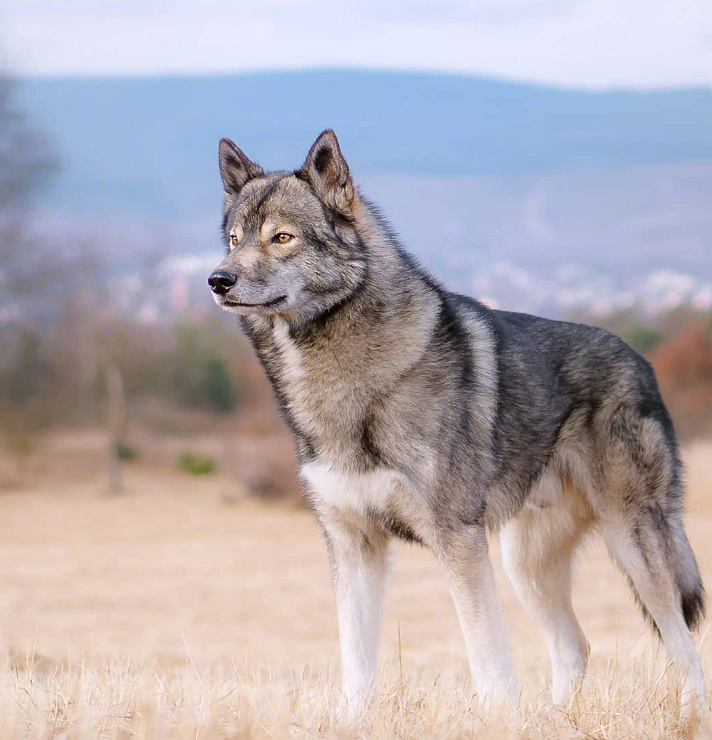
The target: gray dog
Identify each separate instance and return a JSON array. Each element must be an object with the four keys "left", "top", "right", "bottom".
[{"left": 209, "top": 129, "right": 705, "bottom": 715}]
